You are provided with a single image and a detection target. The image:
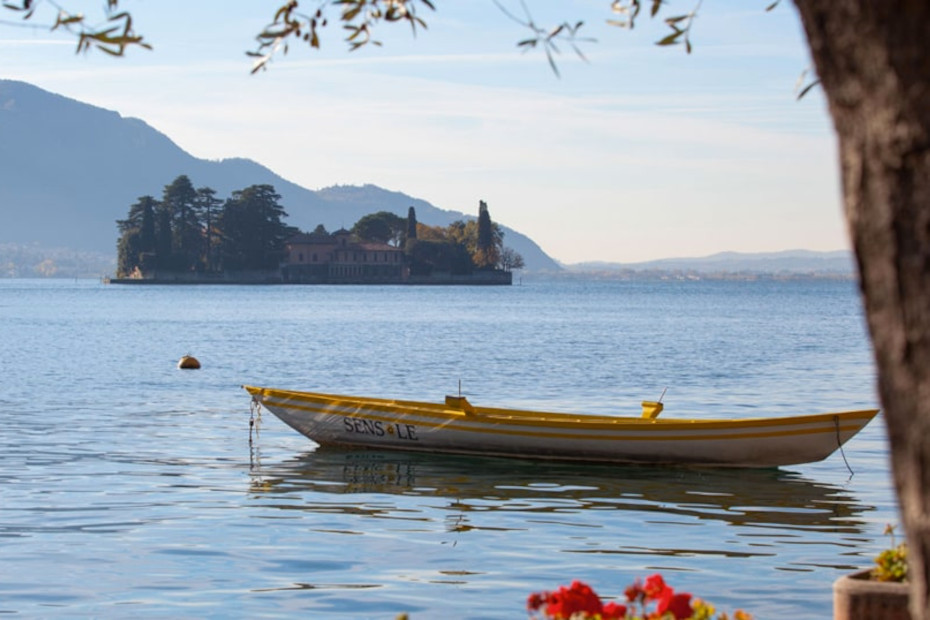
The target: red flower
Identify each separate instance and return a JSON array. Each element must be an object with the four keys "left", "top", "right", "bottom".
[
  {"left": 527, "top": 591, "right": 546, "bottom": 612},
  {"left": 625, "top": 579, "right": 644, "bottom": 603},
  {"left": 643, "top": 574, "right": 668, "bottom": 600},
  {"left": 528, "top": 574, "right": 750, "bottom": 620},
  {"left": 656, "top": 589, "right": 694, "bottom": 620},
  {"left": 543, "top": 580, "right": 603, "bottom": 619},
  {"left": 601, "top": 601, "right": 628, "bottom": 619}
]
